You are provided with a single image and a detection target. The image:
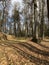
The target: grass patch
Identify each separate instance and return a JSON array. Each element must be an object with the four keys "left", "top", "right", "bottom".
[{"left": 16, "top": 37, "right": 27, "bottom": 40}]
